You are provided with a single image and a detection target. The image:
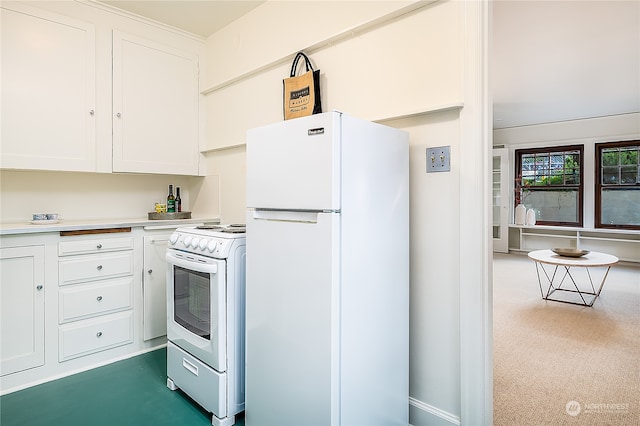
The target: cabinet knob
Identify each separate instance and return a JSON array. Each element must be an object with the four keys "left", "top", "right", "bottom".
[
  {"left": 96, "top": 243, "right": 103, "bottom": 249},
  {"left": 96, "top": 296, "right": 103, "bottom": 301},
  {"left": 89, "top": 109, "right": 95, "bottom": 115},
  {"left": 97, "top": 265, "right": 103, "bottom": 270},
  {"left": 96, "top": 332, "right": 103, "bottom": 338},
  {"left": 148, "top": 269, "right": 153, "bottom": 274},
  {"left": 36, "top": 285, "right": 43, "bottom": 291},
  {"left": 116, "top": 112, "right": 121, "bottom": 118}
]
